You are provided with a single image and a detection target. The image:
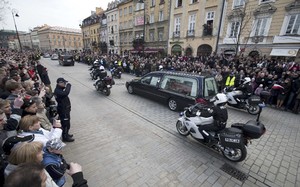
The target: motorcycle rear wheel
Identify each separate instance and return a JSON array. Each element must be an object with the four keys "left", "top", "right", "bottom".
[
  {"left": 222, "top": 145, "right": 247, "bottom": 162},
  {"left": 176, "top": 121, "right": 189, "bottom": 136},
  {"left": 247, "top": 105, "right": 261, "bottom": 115}
]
